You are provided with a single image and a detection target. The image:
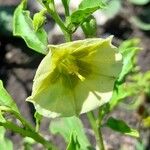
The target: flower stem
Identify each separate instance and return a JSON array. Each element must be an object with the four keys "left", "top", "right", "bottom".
[
  {"left": 0, "top": 106, "right": 34, "bottom": 131},
  {"left": 0, "top": 121, "right": 57, "bottom": 150},
  {"left": 0, "top": 106, "right": 57, "bottom": 149},
  {"left": 87, "top": 111, "right": 105, "bottom": 150},
  {"left": 43, "top": 0, "right": 72, "bottom": 42}
]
